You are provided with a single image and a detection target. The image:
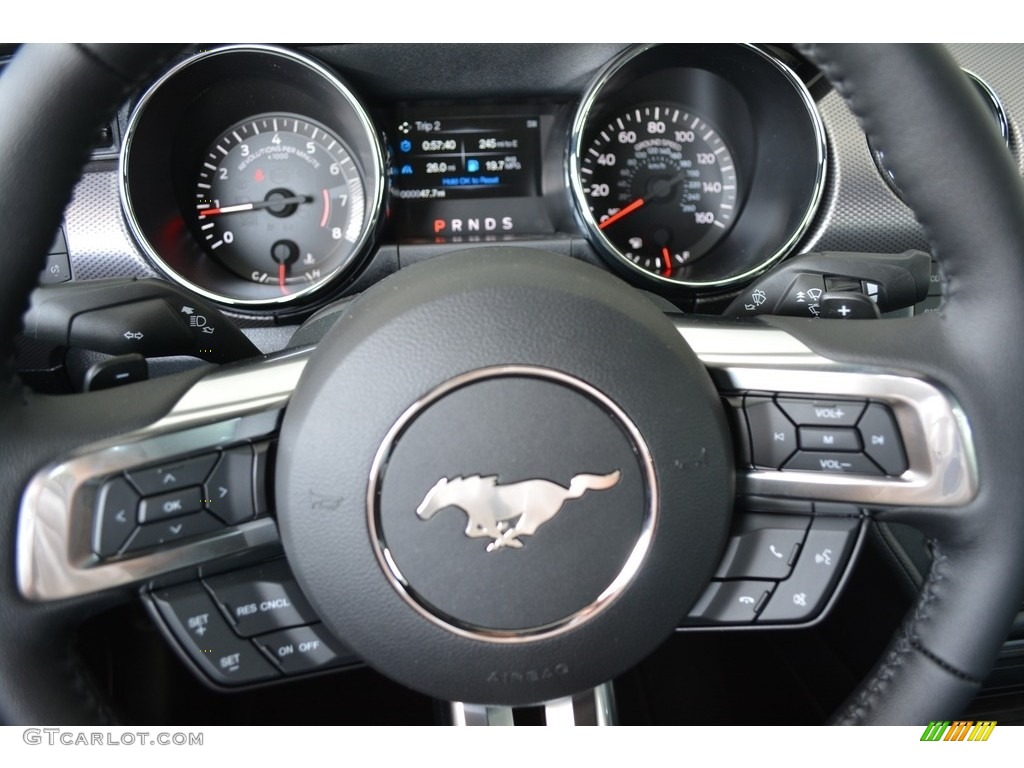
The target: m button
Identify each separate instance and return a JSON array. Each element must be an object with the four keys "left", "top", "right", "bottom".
[{"left": 798, "top": 426, "right": 861, "bottom": 452}]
